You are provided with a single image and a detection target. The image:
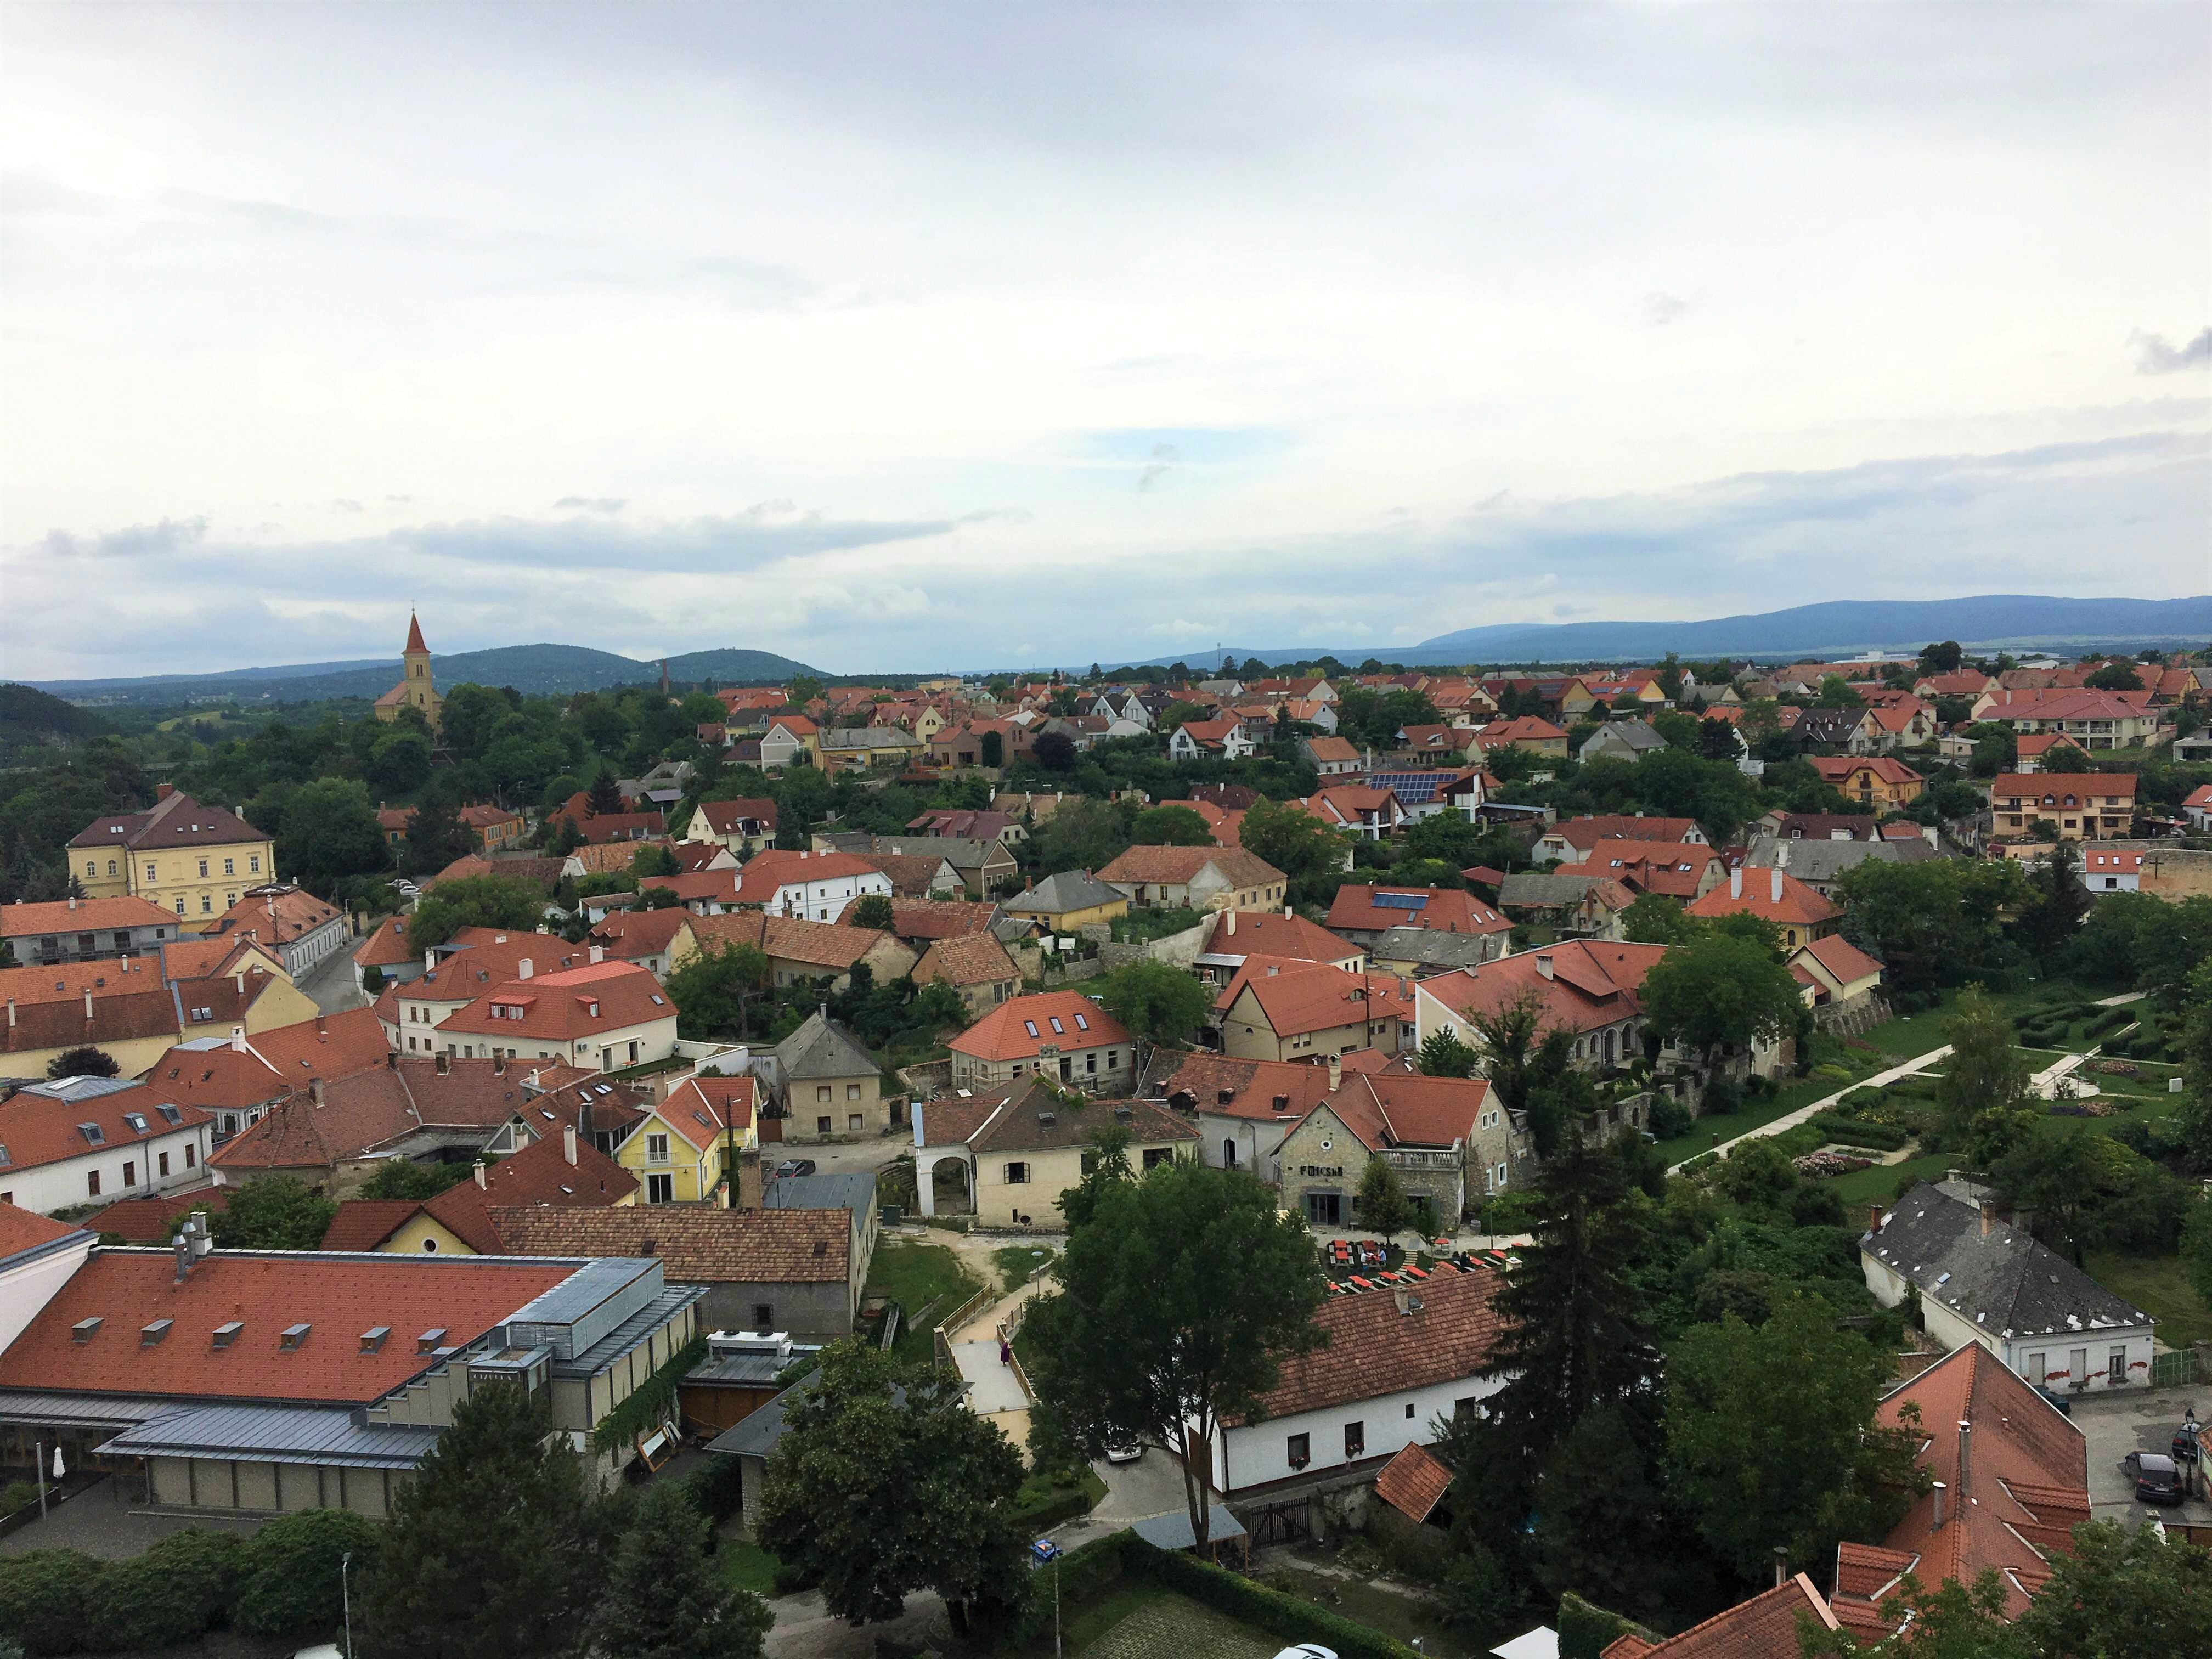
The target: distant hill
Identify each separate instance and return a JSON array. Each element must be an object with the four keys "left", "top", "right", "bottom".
[
  {"left": 31, "top": 643, "right": 822, "bottom": 708},
  {"left": 1091, "top": 595, "right": 2212, "bottom": 672}
]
